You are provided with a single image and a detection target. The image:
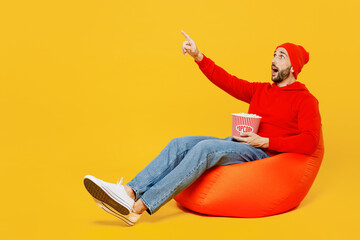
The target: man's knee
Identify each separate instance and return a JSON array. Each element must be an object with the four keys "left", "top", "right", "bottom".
[
  {"left": 192, "top": 139, "right": 217, "bottom": 153},
  {"left": 168, "top": 136, "right": 183, "bottom": 146},
  {"left": 169, "top": 136, "right": 200, "bottom": 146},
  {"left": 168, "top": 136, "right": 189, "bottom": 150}
]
